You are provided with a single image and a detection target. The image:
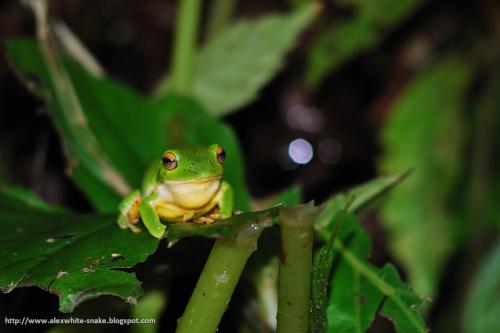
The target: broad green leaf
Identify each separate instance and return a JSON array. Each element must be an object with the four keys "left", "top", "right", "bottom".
[
  {"left": 0, "top": 190, "right": 159, "bottom": 313},
  {"left": 6, "top": 38, "right": 251, "bottom": 212},
  {"left": 324, "top": 213, "right": 428, "bottom": 333},
  {"left": 166, "top": 206, "right": 280, "bottom": 241},
  {"left": 0, "top": 189, "right": 276, "bottom": 313},
  {"left": 306, "top": 0, "right": 424, "bottom": 87},
  {"left": 325, "top": 213, "right": 383, "bottom": 333},
  {"left": 463, "top": 240, "right": 500, "bottom": 333},
  {"left": 158, "top": 4, "right": 316, "bottom": 116},
  {"left": 379, "top": 56, "right": 472, "bottom": 298}
]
